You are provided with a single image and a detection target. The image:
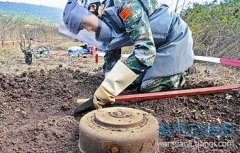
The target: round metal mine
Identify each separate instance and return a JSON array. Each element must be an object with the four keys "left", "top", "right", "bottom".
[{"left": 78, "top": 107, "right": 159, "bottom": 153}]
